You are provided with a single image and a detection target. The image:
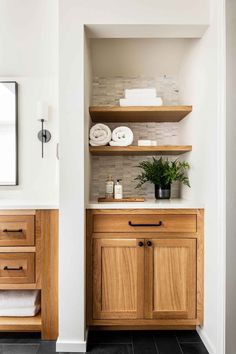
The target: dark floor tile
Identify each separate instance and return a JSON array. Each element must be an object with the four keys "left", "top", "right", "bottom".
[
  {"left": 88, "top": 331, "right": 132, "bottom": 344},
  {"left": 154, "top": 332, "right": 182, "bottom": 354},
  {"left": 2, "top": 343, "right": 39, "bottom": 353},
  {"left": 88, "top": 343, "right": 133, "bottom": 353},
  {"left": 37, "top": 341, "right": 56, "bottom": 353},
  {"left": 180, "top": 343, "right": 209, "bottom": 354},
  {"left": 133, "top": 331, "right": 157, "bottom": 354},
  {"left": 176, "top": 331, "right": 202, "bottom": 343},
  {"left": 0, "top": 332, "right": 41, "bottom": 343}
]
